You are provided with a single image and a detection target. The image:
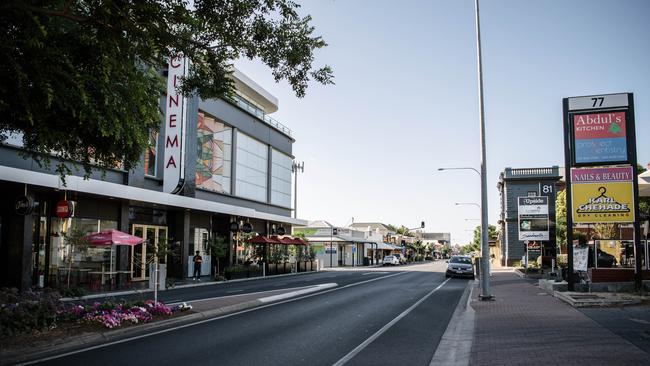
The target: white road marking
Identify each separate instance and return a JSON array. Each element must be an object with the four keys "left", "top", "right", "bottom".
[
  {"left": 362, "top": 272, "right": 388, "bottom": 275},
  {"left": 331, "top": 278, "right": 451, "bottom": 366},
  {"left": 21, "top": 272, "right": 409, "bottom": 365}
]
